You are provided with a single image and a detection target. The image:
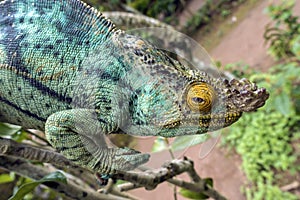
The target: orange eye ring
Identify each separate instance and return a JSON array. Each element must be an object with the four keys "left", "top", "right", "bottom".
[{"left": 186, "top": 82, "right": 216, "bottom": 112}]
